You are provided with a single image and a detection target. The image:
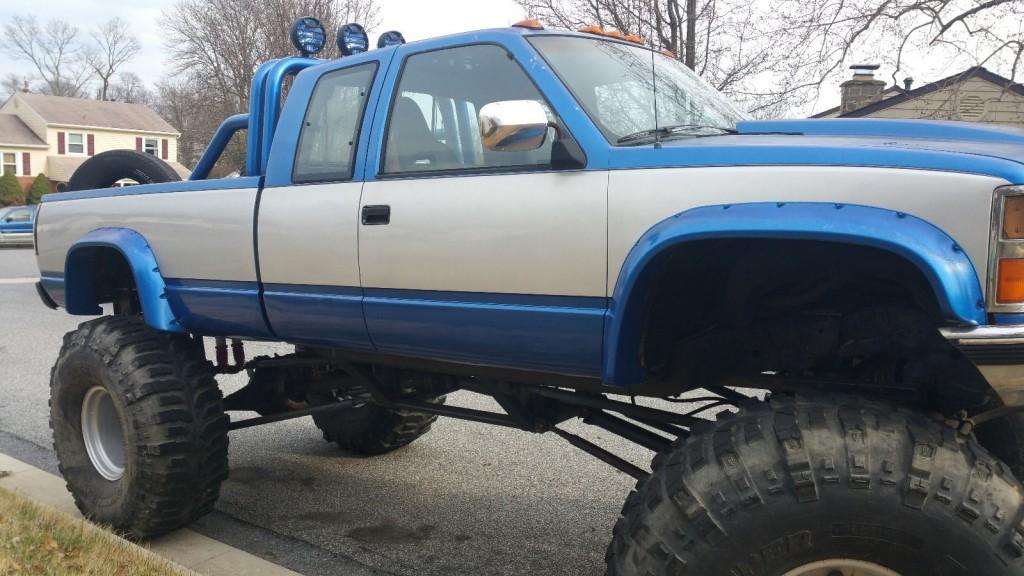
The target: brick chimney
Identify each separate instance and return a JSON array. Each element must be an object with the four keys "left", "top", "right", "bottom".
[{"left": 840, "top": 64, "right": 885, "bottom": 114}]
